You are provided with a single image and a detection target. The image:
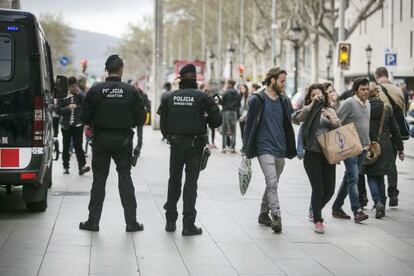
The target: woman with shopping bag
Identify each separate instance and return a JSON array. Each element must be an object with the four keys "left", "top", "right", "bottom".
[{"left": 294, "top": 83, "right": 341, "bottom": 234}]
